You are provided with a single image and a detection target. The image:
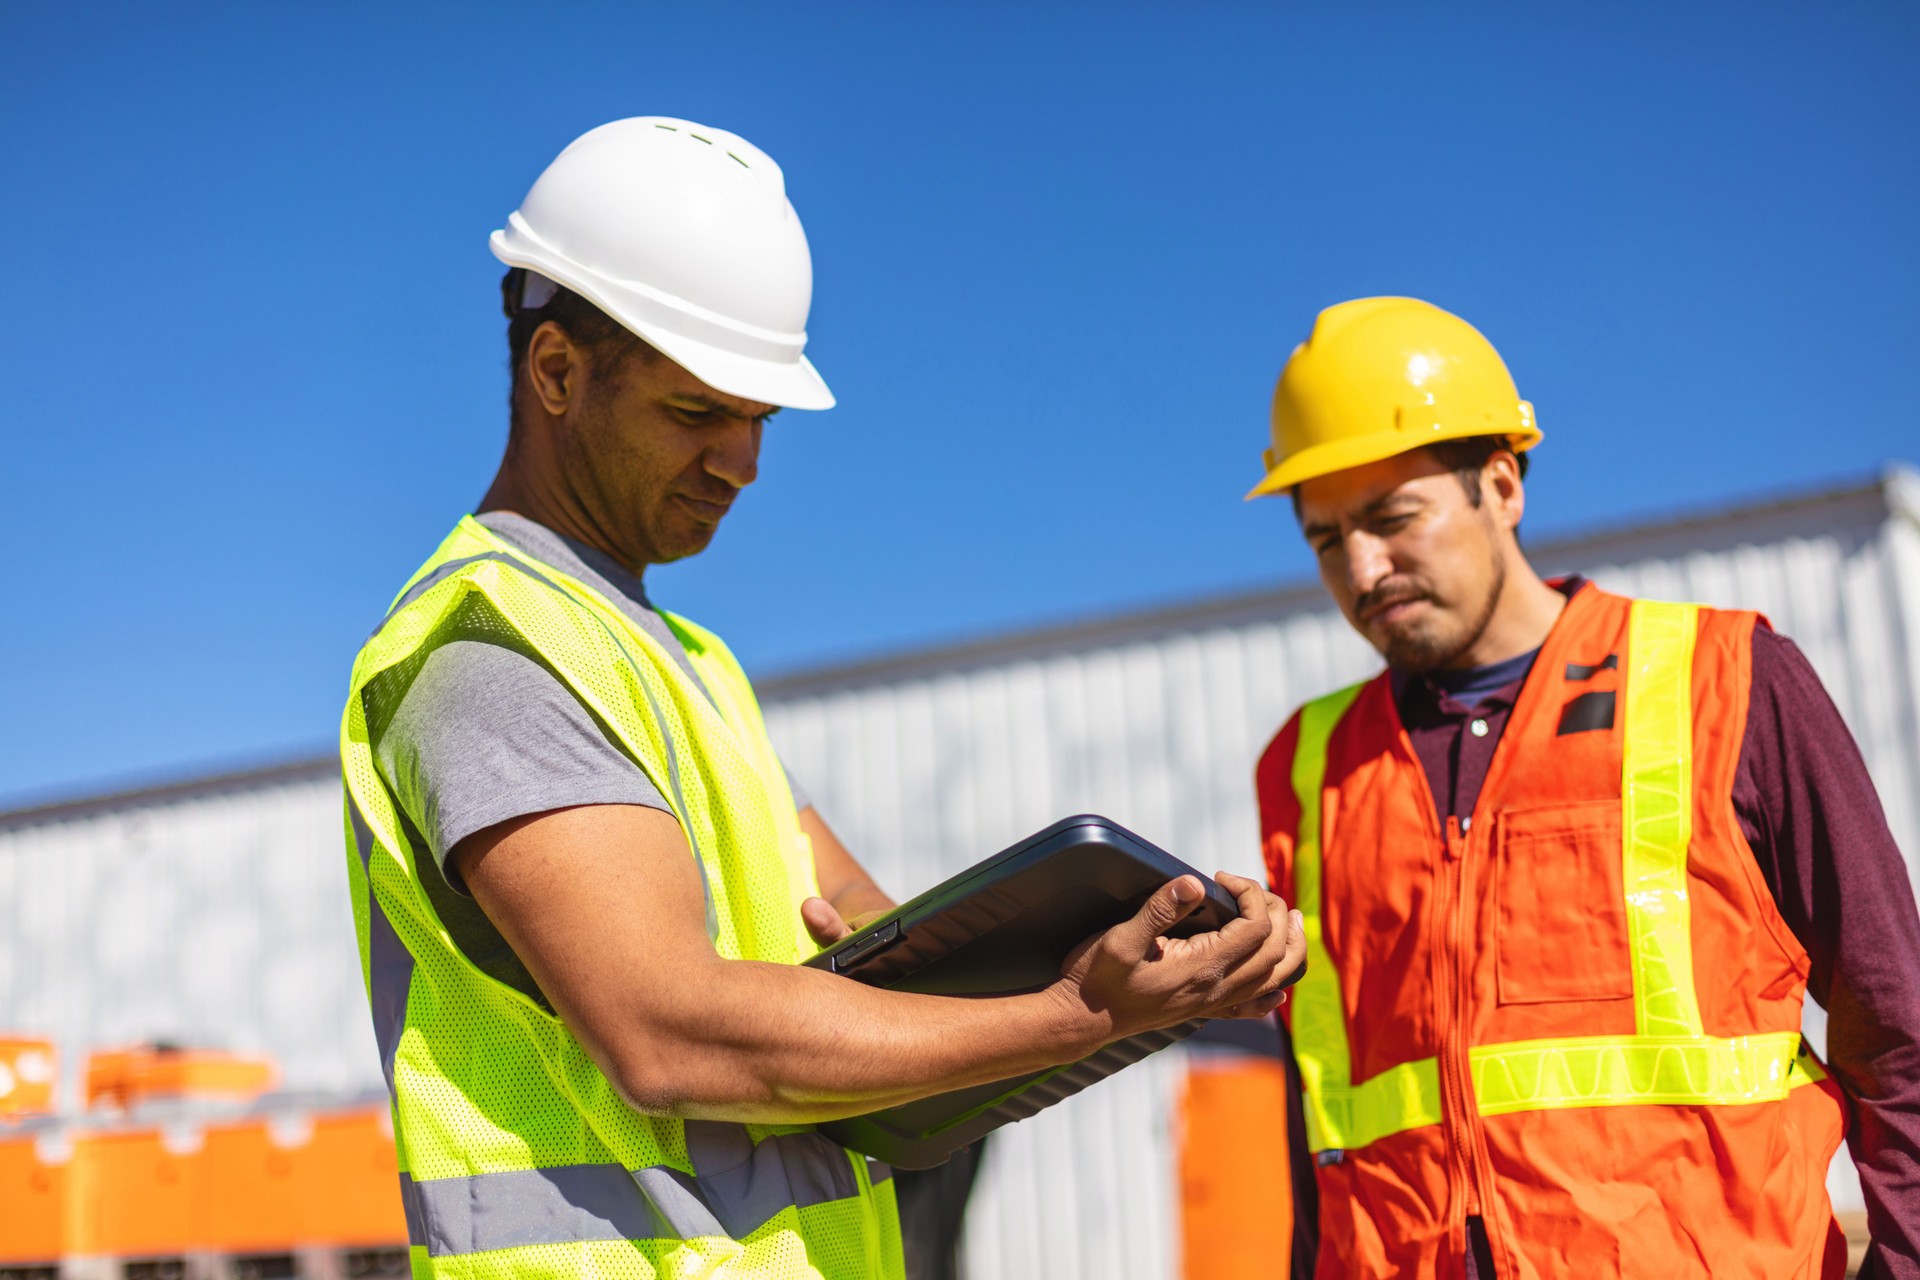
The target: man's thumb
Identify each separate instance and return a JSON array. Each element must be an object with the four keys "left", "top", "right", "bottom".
[
  {"left": 1128, "top": 875, "right": 1203, "bottom": 947},
  {"left": 801, "top": 896, "right": 850, "bottom": 947}
]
